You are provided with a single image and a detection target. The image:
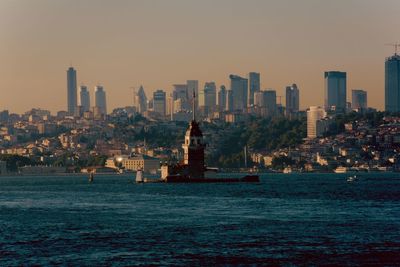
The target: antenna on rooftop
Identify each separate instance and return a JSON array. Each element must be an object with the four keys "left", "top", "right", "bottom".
[{"left": 385, "top": 43, "right": 400, "bottom": 55}]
